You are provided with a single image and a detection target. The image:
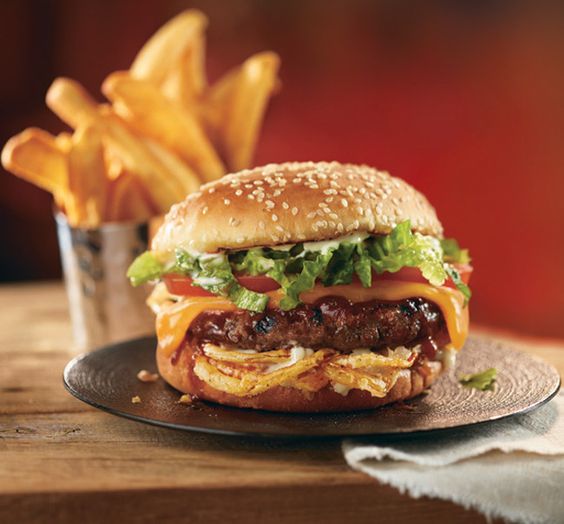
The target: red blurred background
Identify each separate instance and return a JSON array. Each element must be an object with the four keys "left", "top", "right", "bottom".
[{"left": 1, "top": 0, "right": 563, "bottom": 338}]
